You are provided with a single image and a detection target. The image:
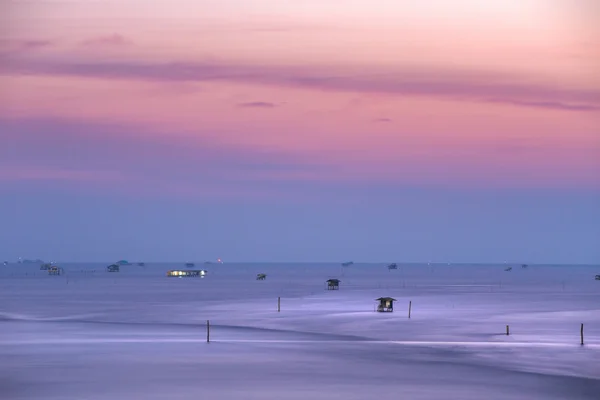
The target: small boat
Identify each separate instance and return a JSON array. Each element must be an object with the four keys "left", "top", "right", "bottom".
[
  {"left": 256, "top": 273, "right": 267, "bottom": 280},
  {"left": 341, "top": 261, "right": 354, "bottom": 267},
  {"left": 595, "top": 275, "right": 600, "bottom": 281},
  {"left": 387, "top": 263, "right": 398, "bottom": 270},
  {"left": 505, "top": 267, "right": 513, "bottom": 272}
]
